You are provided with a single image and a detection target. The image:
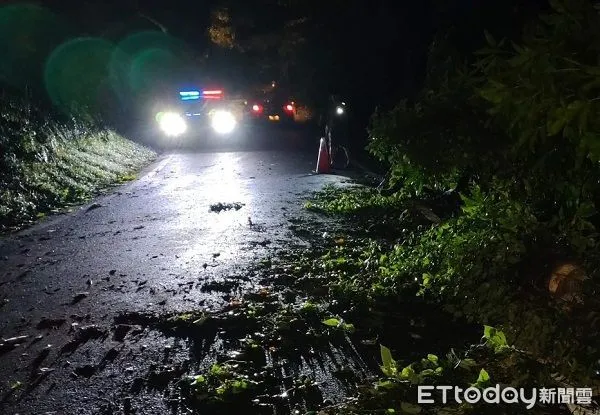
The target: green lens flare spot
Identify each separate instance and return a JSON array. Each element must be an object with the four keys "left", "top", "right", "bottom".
[
  {"left": 115, "top": 31, "right": 191, "bottom": 95},
  {"left": 44, "top": 37, "right": 115, "bottom": 114}
]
